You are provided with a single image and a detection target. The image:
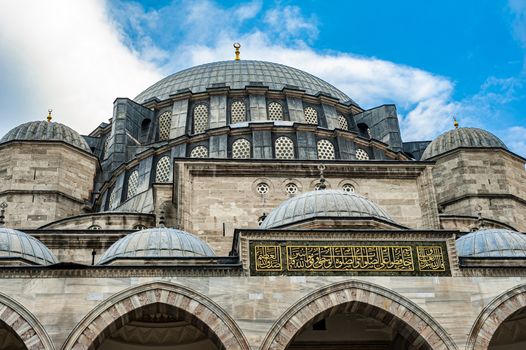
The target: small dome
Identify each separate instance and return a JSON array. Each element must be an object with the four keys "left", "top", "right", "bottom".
[
  {"left": 135, "top": 60, "right": 355, "bottom": 104},
  {"left": 98, "top": 228, "right": 215, "bottom": 264},
  {"left": 260, "top": 189, "right": 395, "bottom": 229},
  {"left": 0, "top": 228, "right": 58, "bottom": 265},
  {"left": 0, "top": 121, "right": 91, "bottom": 153},
  {"left": 421, "top": 127, "right": 507, "bottom": 160},
  {"left": 456, "top": 229, "right": 526, "bottom": 257}
]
